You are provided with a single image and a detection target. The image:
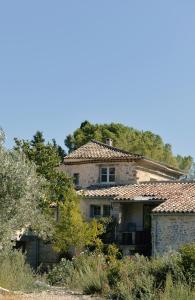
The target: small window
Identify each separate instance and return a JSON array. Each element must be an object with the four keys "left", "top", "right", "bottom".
[
  {"left": 100, "top": 167, "right": 115, "bottom": 183},
  {"left": 103, "top": 205, "right": 111, "bottom": 217},
  {"left": 73, "top": 173, "right": 79, "bottom": 186},
  {"left": 101, "top": 168, "right": 108, "bottom": 183},
  {"left": 109, "top": 168, "right": 115, "bottom": 182},
  {"left": 90, "top": 205, "right": 101, "bottom": 218}
]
